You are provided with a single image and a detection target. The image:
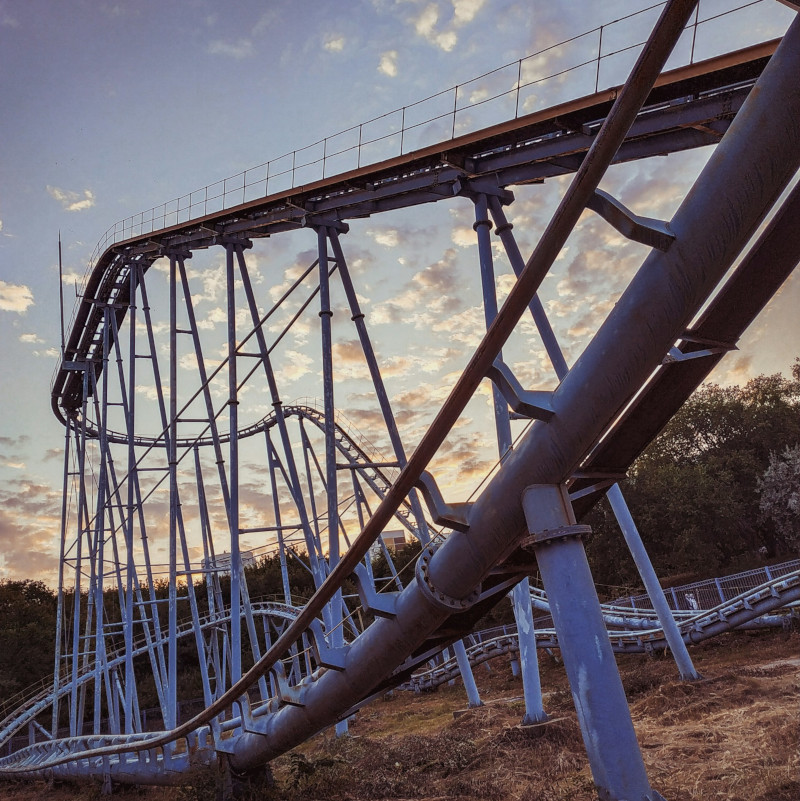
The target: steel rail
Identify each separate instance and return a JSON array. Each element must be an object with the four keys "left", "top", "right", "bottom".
[
  {"left": 0, "top": 600, "right": 303, "bottom": 750},
  {"left": 571, "top": 176, "right": 800, "bottom": 514},
  {"left": 407, "top": 569, "right": 800, "bottom": 689}
]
